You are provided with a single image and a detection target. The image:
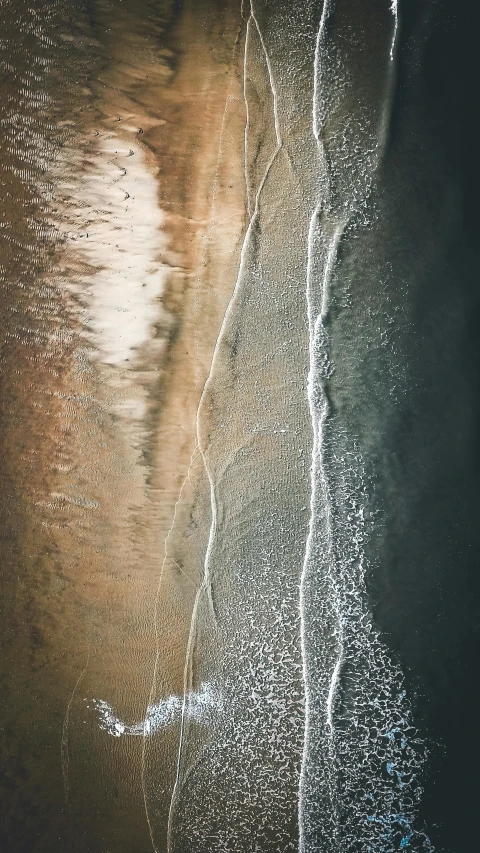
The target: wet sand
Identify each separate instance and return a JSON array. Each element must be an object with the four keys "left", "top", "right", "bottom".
[{"left": 0, "top": 1, "right": 246, "bottom": 851}]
